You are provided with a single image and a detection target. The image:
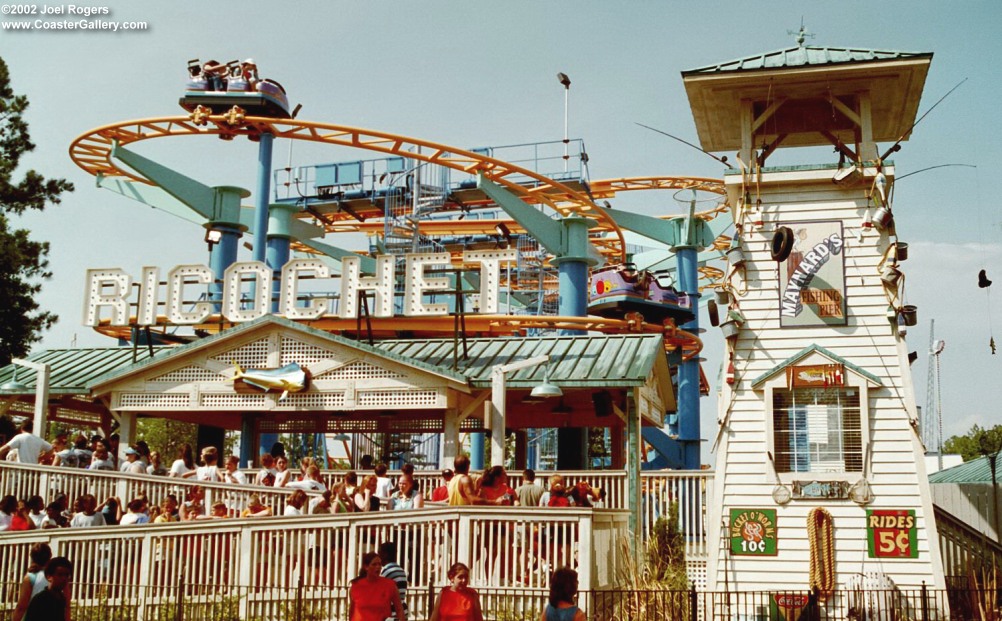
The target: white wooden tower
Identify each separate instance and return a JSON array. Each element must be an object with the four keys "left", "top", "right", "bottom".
[{"left": 682, "top": 39, "right": 945, "bottom": 593}]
